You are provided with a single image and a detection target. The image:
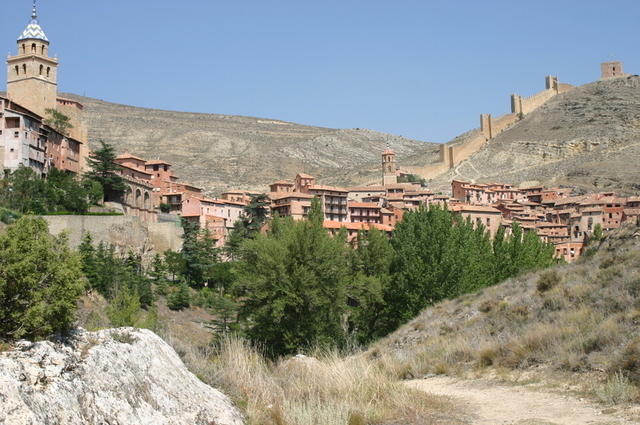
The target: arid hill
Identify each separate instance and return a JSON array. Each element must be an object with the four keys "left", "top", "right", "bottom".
[
  {"left": 58, "top": 93, "right": 439, "bottom": 194},
  {"left": 428, "top": 76, "right": 640, "bottom": 194},
  {"left": 371, "top": 223, "right": 640, "bottom": 412}
]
